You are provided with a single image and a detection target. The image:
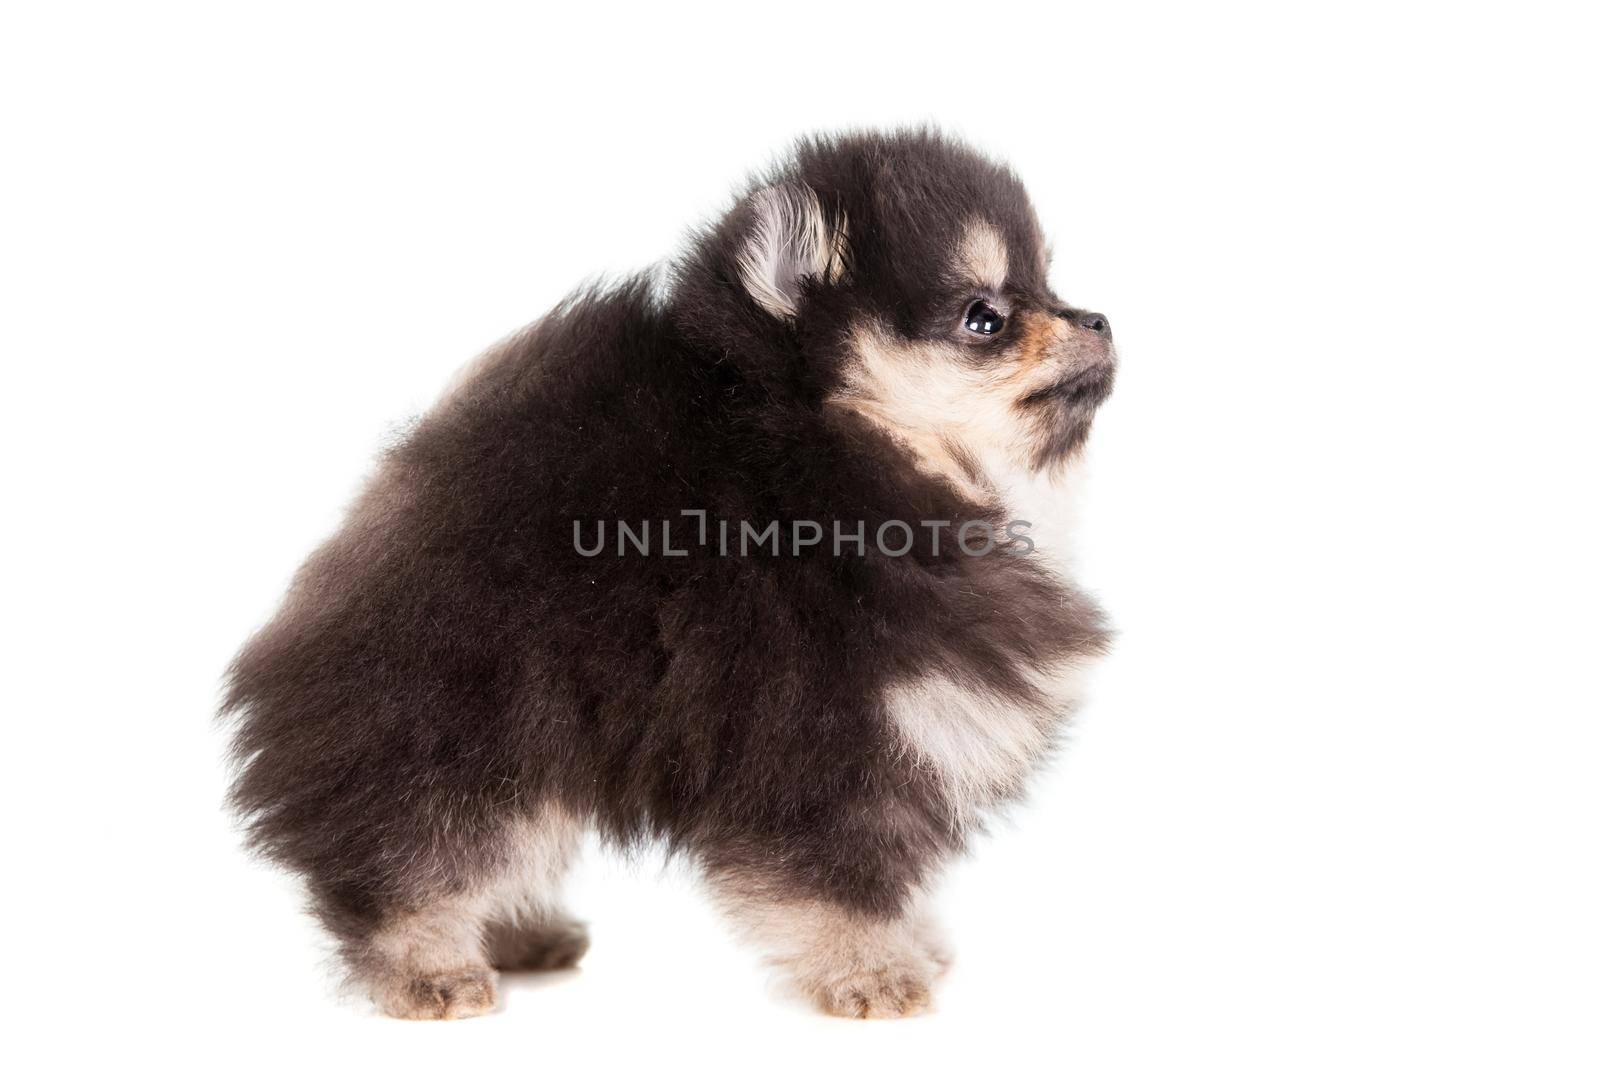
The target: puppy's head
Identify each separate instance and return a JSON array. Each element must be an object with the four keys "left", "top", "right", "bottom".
[{"left": 691, "top": 130, "right": 1115, "bottom": 494}]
